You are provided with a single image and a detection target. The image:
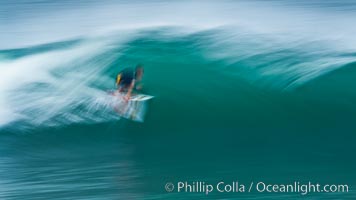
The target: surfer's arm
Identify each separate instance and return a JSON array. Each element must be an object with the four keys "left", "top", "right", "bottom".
[{"left": 125, "top": 79, "right": 135, "bottom": 100}]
